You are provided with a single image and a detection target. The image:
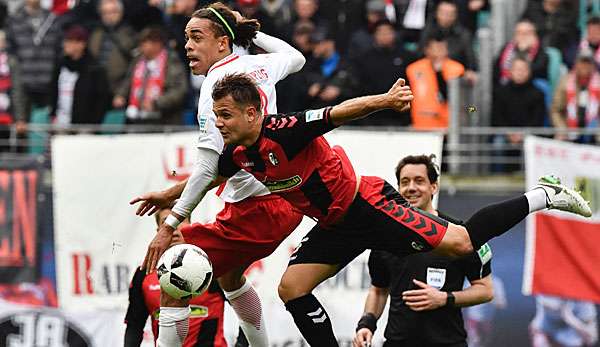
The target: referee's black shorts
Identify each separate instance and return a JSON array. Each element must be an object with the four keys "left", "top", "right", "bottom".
[{"left": 289, "top": 176, "right": 449, "bottom": 268}]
